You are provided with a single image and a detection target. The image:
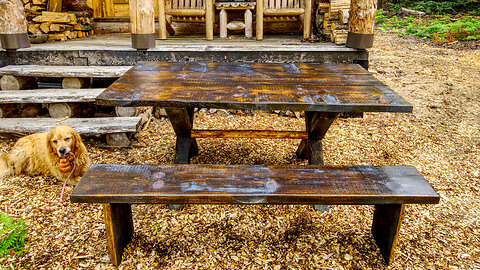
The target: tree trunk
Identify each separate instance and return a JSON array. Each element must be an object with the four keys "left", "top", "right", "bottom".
[
  {"left": 346, "top": 0, "right": 377, "bottom": 49},
  {"left": 129, "top": 0, "right": 155, "bottom": 49},
  {"left": 0, "top": 0, "right": 30, "bottom": 49}
]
